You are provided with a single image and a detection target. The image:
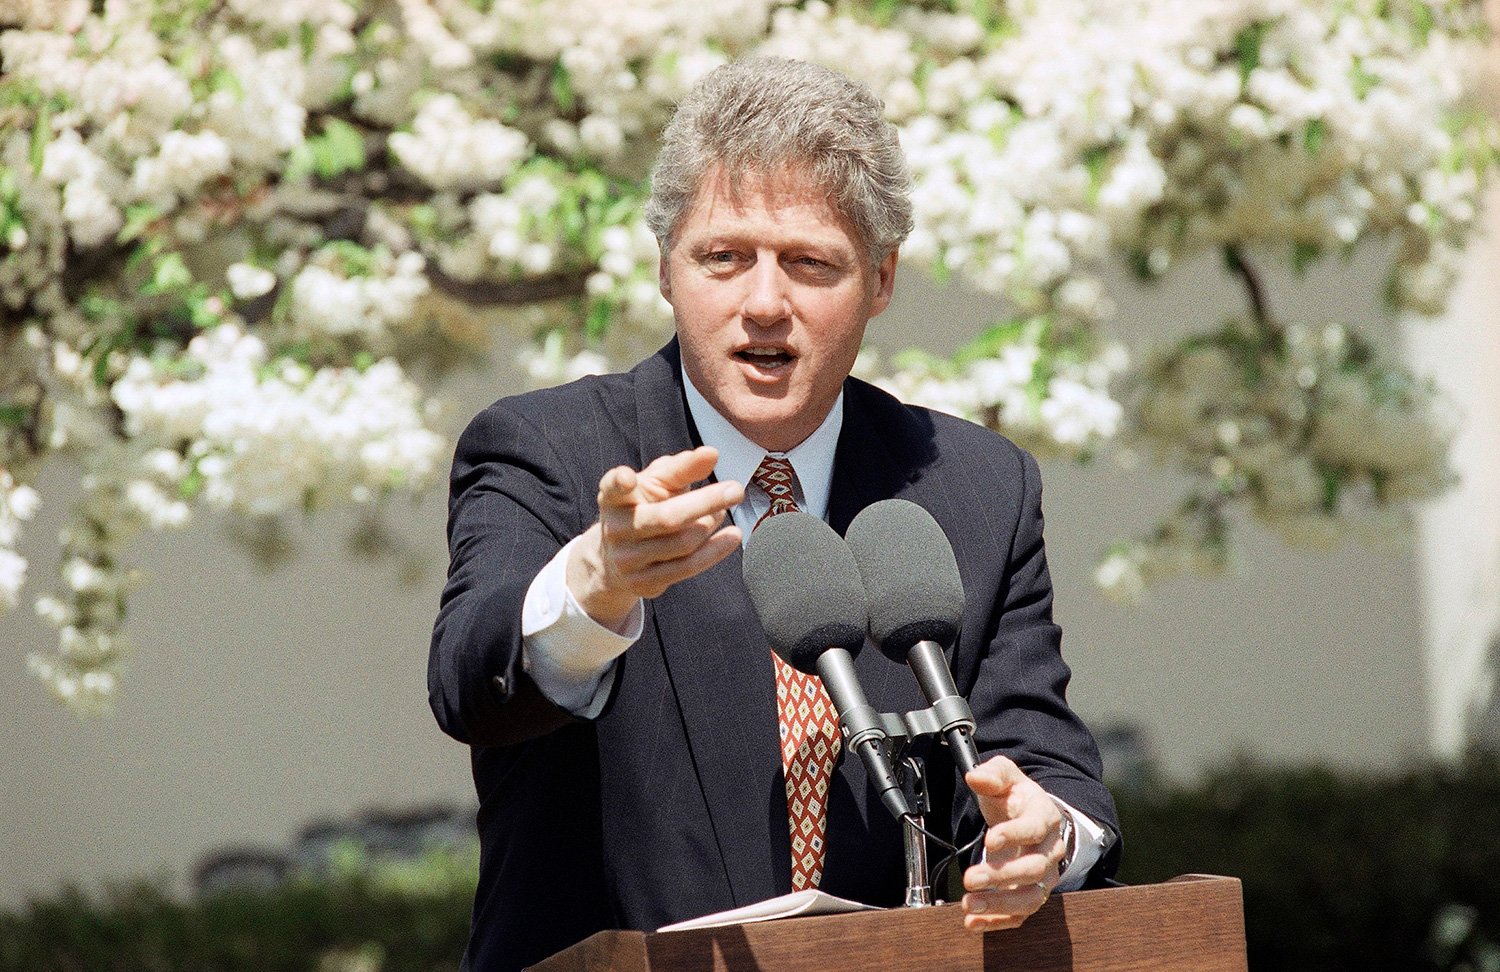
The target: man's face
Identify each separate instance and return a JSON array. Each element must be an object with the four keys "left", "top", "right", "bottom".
[{"left": 660, "top": 166, "right": 898, "bottom": 453}]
